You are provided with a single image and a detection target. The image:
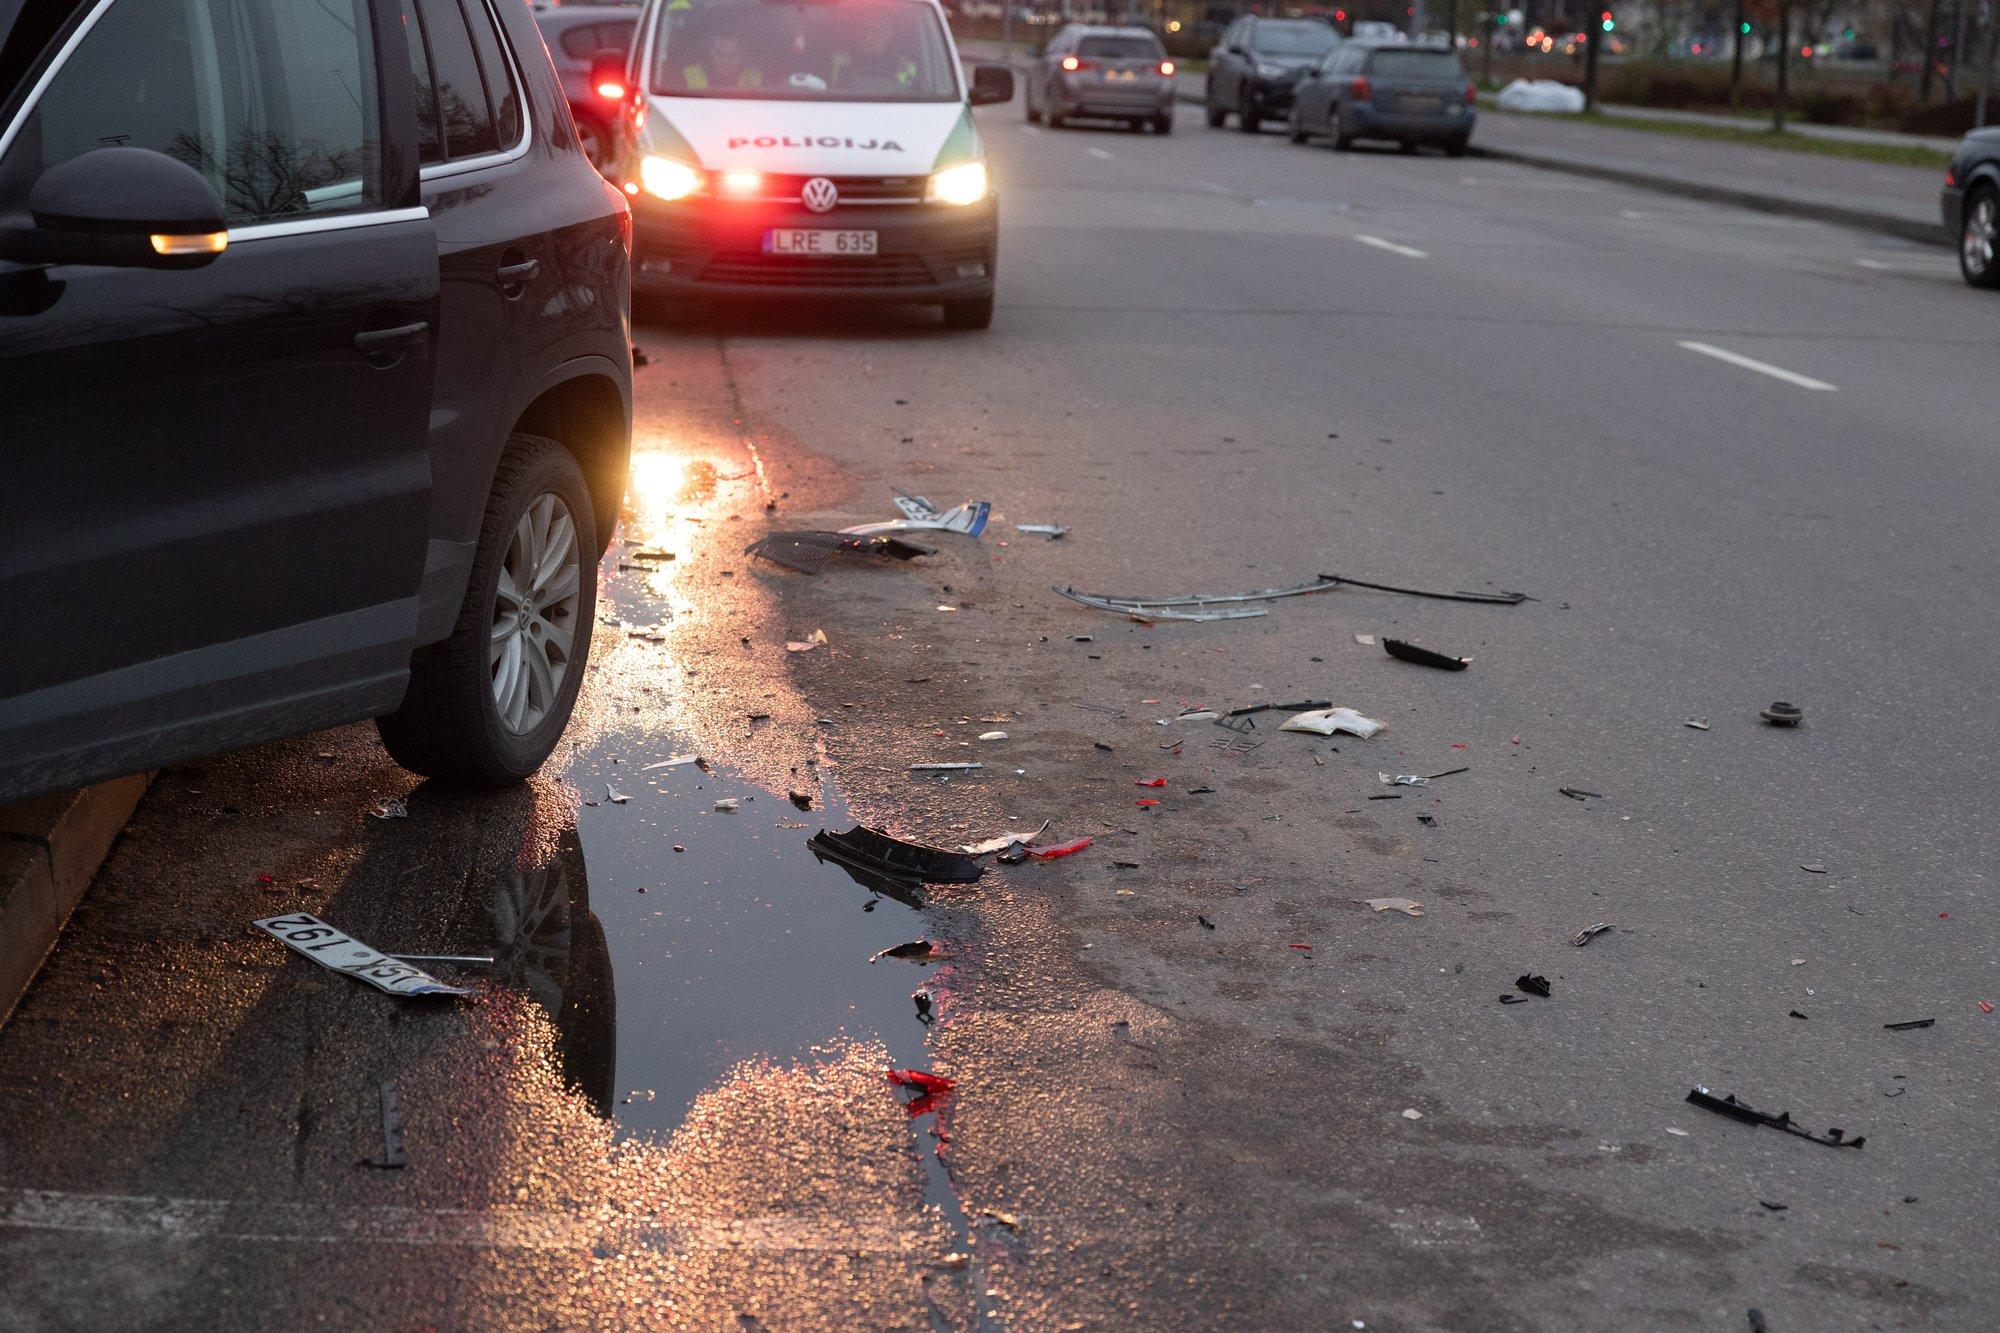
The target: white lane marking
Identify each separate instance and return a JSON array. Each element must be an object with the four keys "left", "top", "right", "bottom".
[
  {"left": 1853, "top": 256, "right": 1955, "bottom": 272},
  {"left": 1355, "top": 234, "right": 1427, "bottom": 259},
  {"left": 1085, "top": 146, "right": 1114, "bottom": 160},
  {"left": 0, "top": 1187, "right": 923, "bottom": 1254},
  {"left": 1677, "top": 341, "right": 1837, "bottom": 391},
  {"left": 1193, "top": 181, "right": 1232, "bottom": 194}
]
